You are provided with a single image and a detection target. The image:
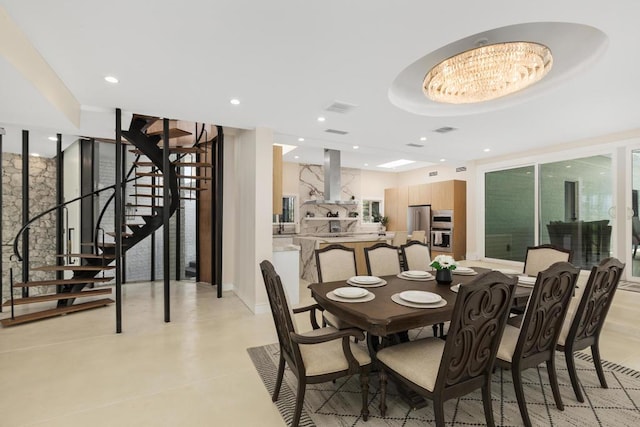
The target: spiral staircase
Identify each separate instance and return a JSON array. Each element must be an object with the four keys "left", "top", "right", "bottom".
[{"left": 1, "top": 114, "right": 214, "bottom": 326}]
